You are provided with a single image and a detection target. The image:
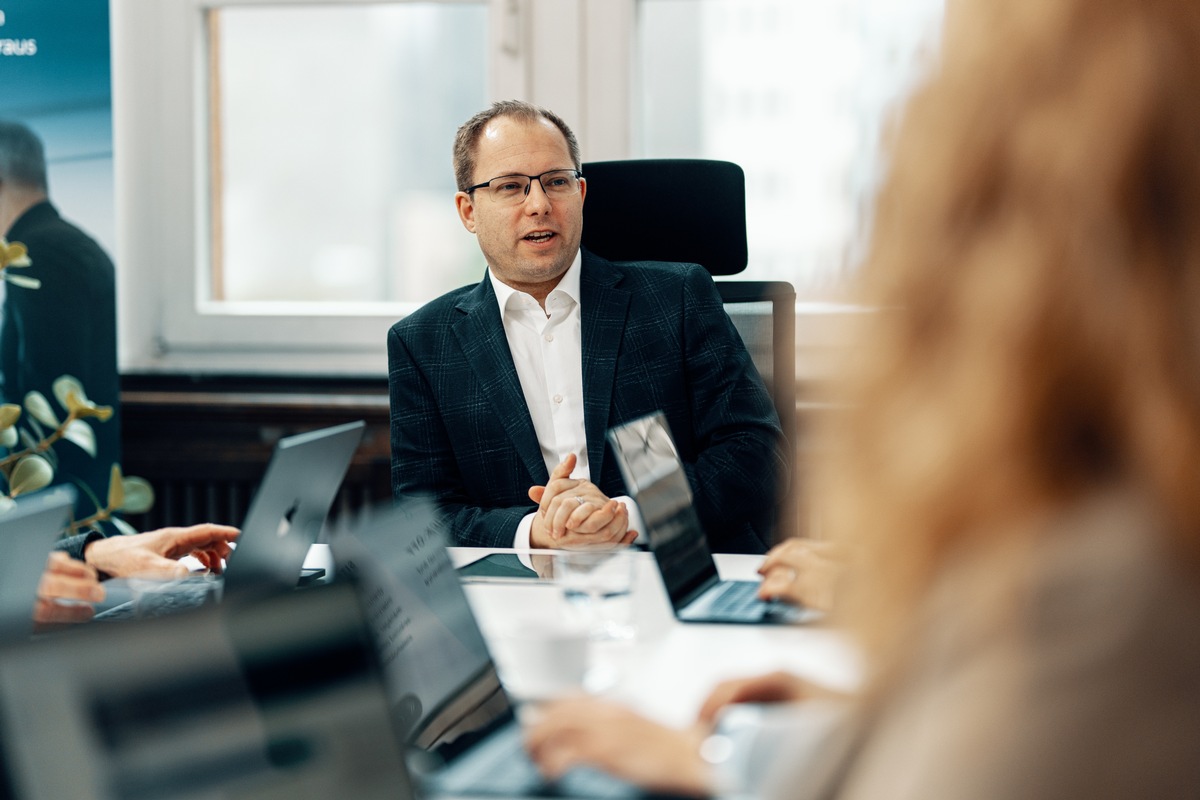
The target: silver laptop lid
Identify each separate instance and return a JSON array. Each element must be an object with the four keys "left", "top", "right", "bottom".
[
  {"left": 225, "top": 420, "right": 365, "bottom": 593},
  {"left": 607, "top": 412, "right": 722, "bottom": 606},
  {"left": 0, "top": 580, "right": 413, "bottom": 799},
  {"left": 0, "top": 485, "right": 77, "bottom": 639}
]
